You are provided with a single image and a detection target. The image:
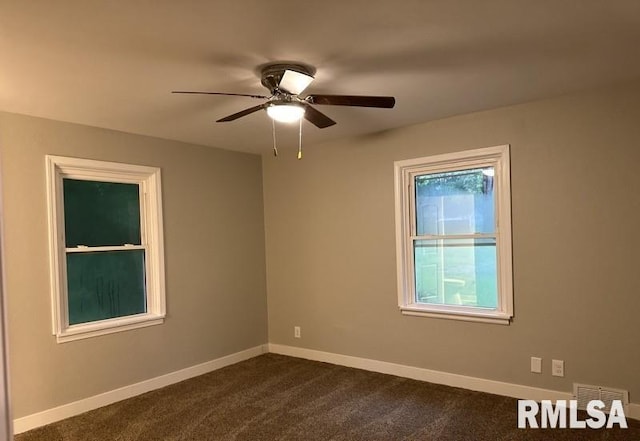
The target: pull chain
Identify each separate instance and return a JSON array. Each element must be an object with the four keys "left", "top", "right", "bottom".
[
  {"left": 297, "top": 118, "right": 303, "bottom": 160},
  {"left": 271, "top": 119, "right": 278, "bottom": 157}
]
